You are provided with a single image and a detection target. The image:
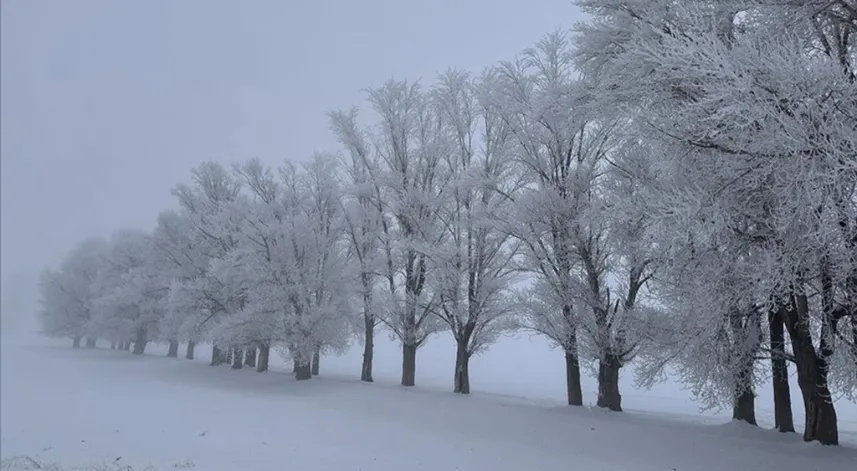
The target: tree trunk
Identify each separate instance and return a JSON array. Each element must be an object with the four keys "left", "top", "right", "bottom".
[
  {"left": 231, "top": 347, "right": 244, "bottom": 369},
  {"left": 210, "top": 345, "right": 227, "bottom": 366},
  {"left": 117, "top": 341, "right": 125, "bottom": 351},
  {"left": 311, "top": 345, "right": 321, "bottom": 376},
  {"left": 167, "top": 340, "right": 179, "bottom": 358},
  {"left": 123, "top": 341, "right": 131, "bottom": 351},
  {"left": 401, "top": 343, "right": 417, "bottom": 387},
  {"left": 596, "top": 354, "right": 622, "bottom": 411},
  {"left": 85, "top": 337, "right": 96, "bottom": 348},
  {"left": 294, "top": 357, "right": 312, "bottom": 380},
  {"left": 256, "top": 343, "right": 269, "bottom": 372},
  {"left": 73, "top": 336, "right": 82, "bottom": 348},
  {"left": 244, "top": 347, "right": 257, "bottom": 367},
  {"left": 110, "top": 341, "right": 116, "bottom": 350},
  {"left": 132, "top": 328, "right": 147, "bottom": 355},
  {"left": 565, "top": 350, "right": 583, "bottom": 406},
  {"left": 453, "top": 338, "right": 471, "bottom": 394},
  {"left": 784, "top": 293, "right": 838, "bottom": 445},
  {"left": 732, "top": 377, "right": 757, "bottom": 425},
  {"left": 361, "top": 286, "right": 375, "bottom": 382},
  {"left": 770, "top": 306, "right": 795, "bottom": 433},
  {"left": 186, "top": 341, "right": 196, "bottom": 360}
]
